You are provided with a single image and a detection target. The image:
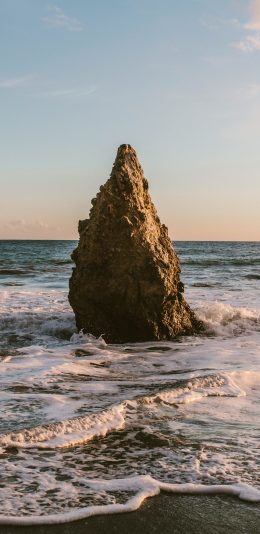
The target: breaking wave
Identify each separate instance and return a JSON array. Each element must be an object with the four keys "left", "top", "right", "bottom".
[
  {"left": 0, "top": 289, "right": 76, "bottom": 343},
  {"left": 0, "top": 373, "right": 245, "bottom": 450},
  {"left": 144, "top": 373, "right": 245, "bottom": 405},
  {"left": 0, "top": 311, "right": 75, "bottom": 341},
  {"left": 196, "top": 301, "right": 260, "bottom": 336},
  {"left": 0, "top": 404, "right": 127, "bottom": 449}
]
